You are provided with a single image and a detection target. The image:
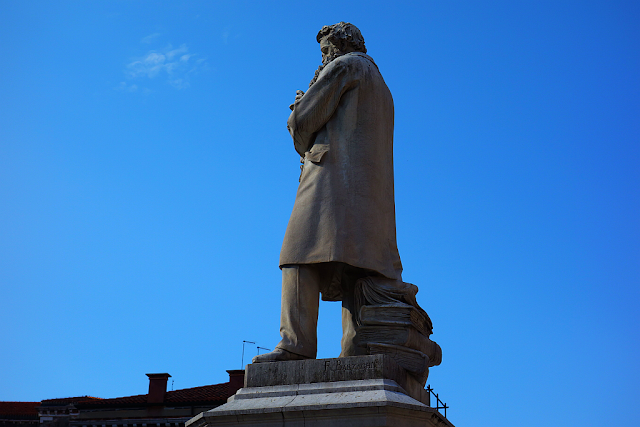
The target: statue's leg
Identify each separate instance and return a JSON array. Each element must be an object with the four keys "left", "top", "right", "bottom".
[
  {"left": 275, "top": 264, "right": 320, "bottom": 359},
  {"left": 339, "top": 268, "right": 369, "bottom": 357}
]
